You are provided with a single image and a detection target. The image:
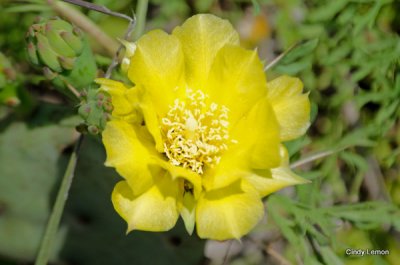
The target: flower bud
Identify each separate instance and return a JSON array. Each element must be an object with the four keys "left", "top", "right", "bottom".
[
  {"left": 26, "top": 17, "right": 97, "bottom": 93},
  {"left": 43, "top": 67, "right": 58, "bottom": 80},
  {"left": 118, "top": 39, "right": 136, "bottom": 73},
  {"left": 77, "top": 88, "right": 113, "bottom": 134},
  {"left": 60, "top": 31, "right": 83, "bottom": 54},
  {"left": 88, "top": 125, "right": 99, "bottom": 135},
  {"left": 58, "top": 56, "right": 76, "bottom": 70}
]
